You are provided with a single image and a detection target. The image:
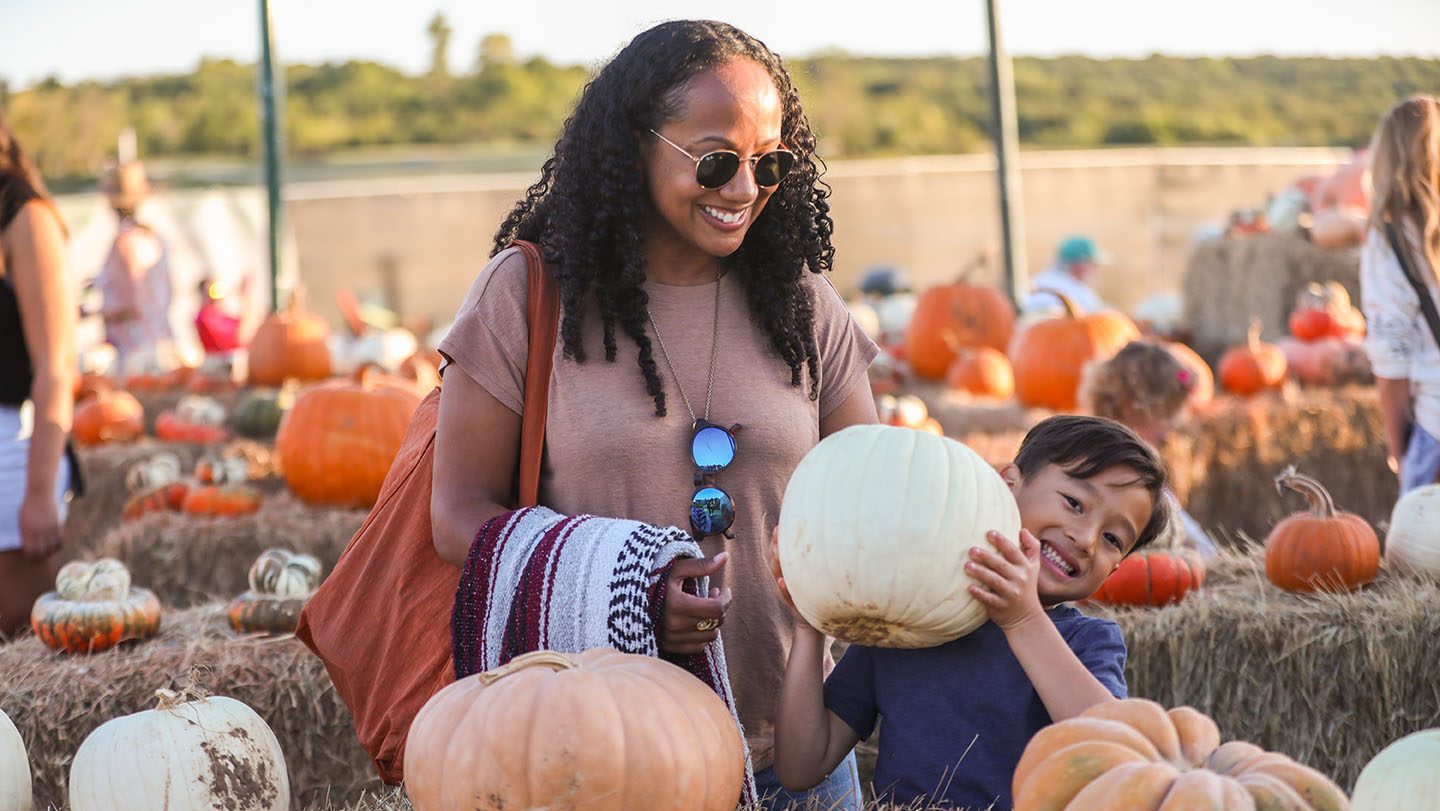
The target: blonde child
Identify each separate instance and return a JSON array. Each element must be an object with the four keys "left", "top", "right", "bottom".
[{"left": 771, "top": 415, "right": 1171, "bottom": 809}]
